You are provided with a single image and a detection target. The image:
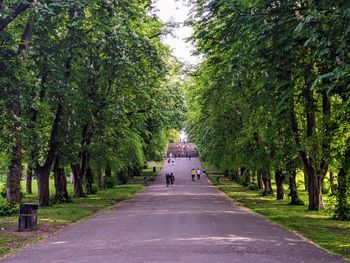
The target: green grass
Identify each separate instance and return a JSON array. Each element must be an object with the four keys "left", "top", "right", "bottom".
[
  {"left": 0, "top": 162, "right": 162, "bottom": 258},
  {"left": 203, "top": 163, "right": 350, "bottom": 260}
]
